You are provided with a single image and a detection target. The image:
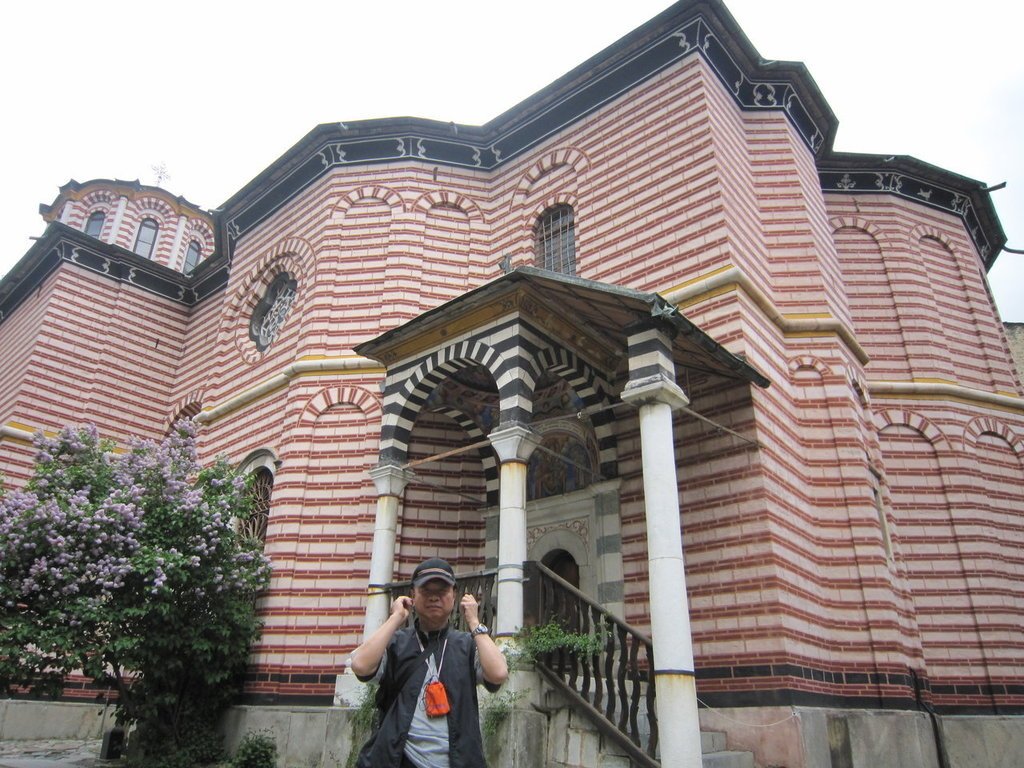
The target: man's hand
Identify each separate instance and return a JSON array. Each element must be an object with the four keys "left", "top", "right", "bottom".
[
  {"left": 460, "top": 591, "right": 479, "bottom": 630},
  {"left": 461, "top": 590, "right": 507, "bottom": 685},
  {"left": 350, "top": 594, "right": 412, "bottom": 679},
  {"left": 392, "top": 595, "right": 412, "bottom": 623}
]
